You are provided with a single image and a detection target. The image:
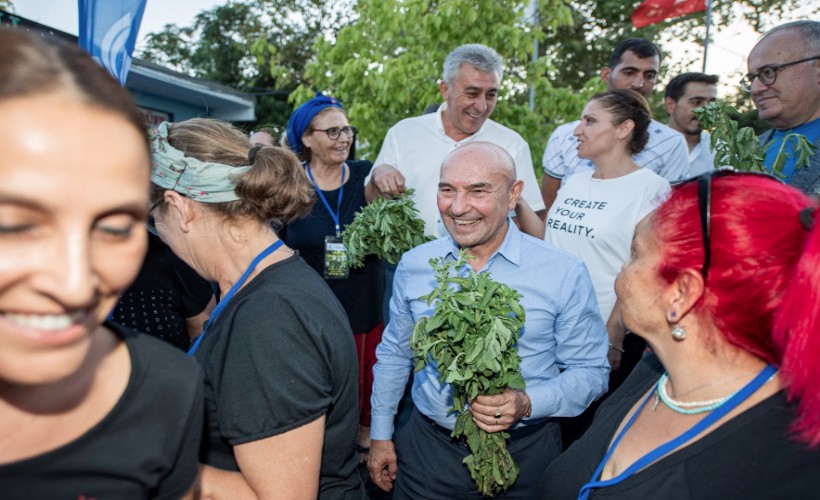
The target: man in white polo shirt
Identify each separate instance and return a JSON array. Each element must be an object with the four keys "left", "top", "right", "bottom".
[
  {"left": 540, "top": 38, "right": 689, "bottom": 212},
  {"left": 365, "top": 43, "right": 546, "bottom": 239}
]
